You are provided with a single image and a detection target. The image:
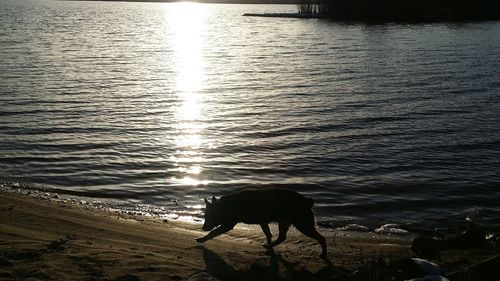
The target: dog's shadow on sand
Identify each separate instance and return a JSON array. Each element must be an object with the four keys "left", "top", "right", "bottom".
[{"left": 197, "top": 246, "right": 334, "bottom": 281}]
